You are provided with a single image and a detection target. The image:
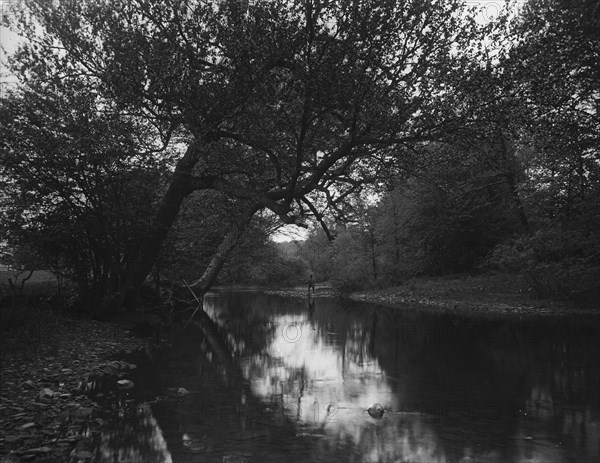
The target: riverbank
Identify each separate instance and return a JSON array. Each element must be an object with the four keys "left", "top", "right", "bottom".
[
  {"left": 266, "top": 273, "right": 600, "bottom": 316},
  {"left": 0, "top": 309, "right": 148, "bottom": 463}
]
